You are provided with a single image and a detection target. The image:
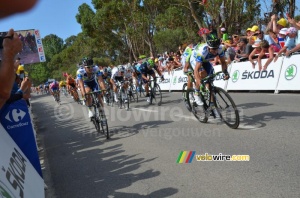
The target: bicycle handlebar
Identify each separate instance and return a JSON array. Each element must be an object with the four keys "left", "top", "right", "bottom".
[{"left": 201, "top": 71, "right": 223, "bottom": 83}]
